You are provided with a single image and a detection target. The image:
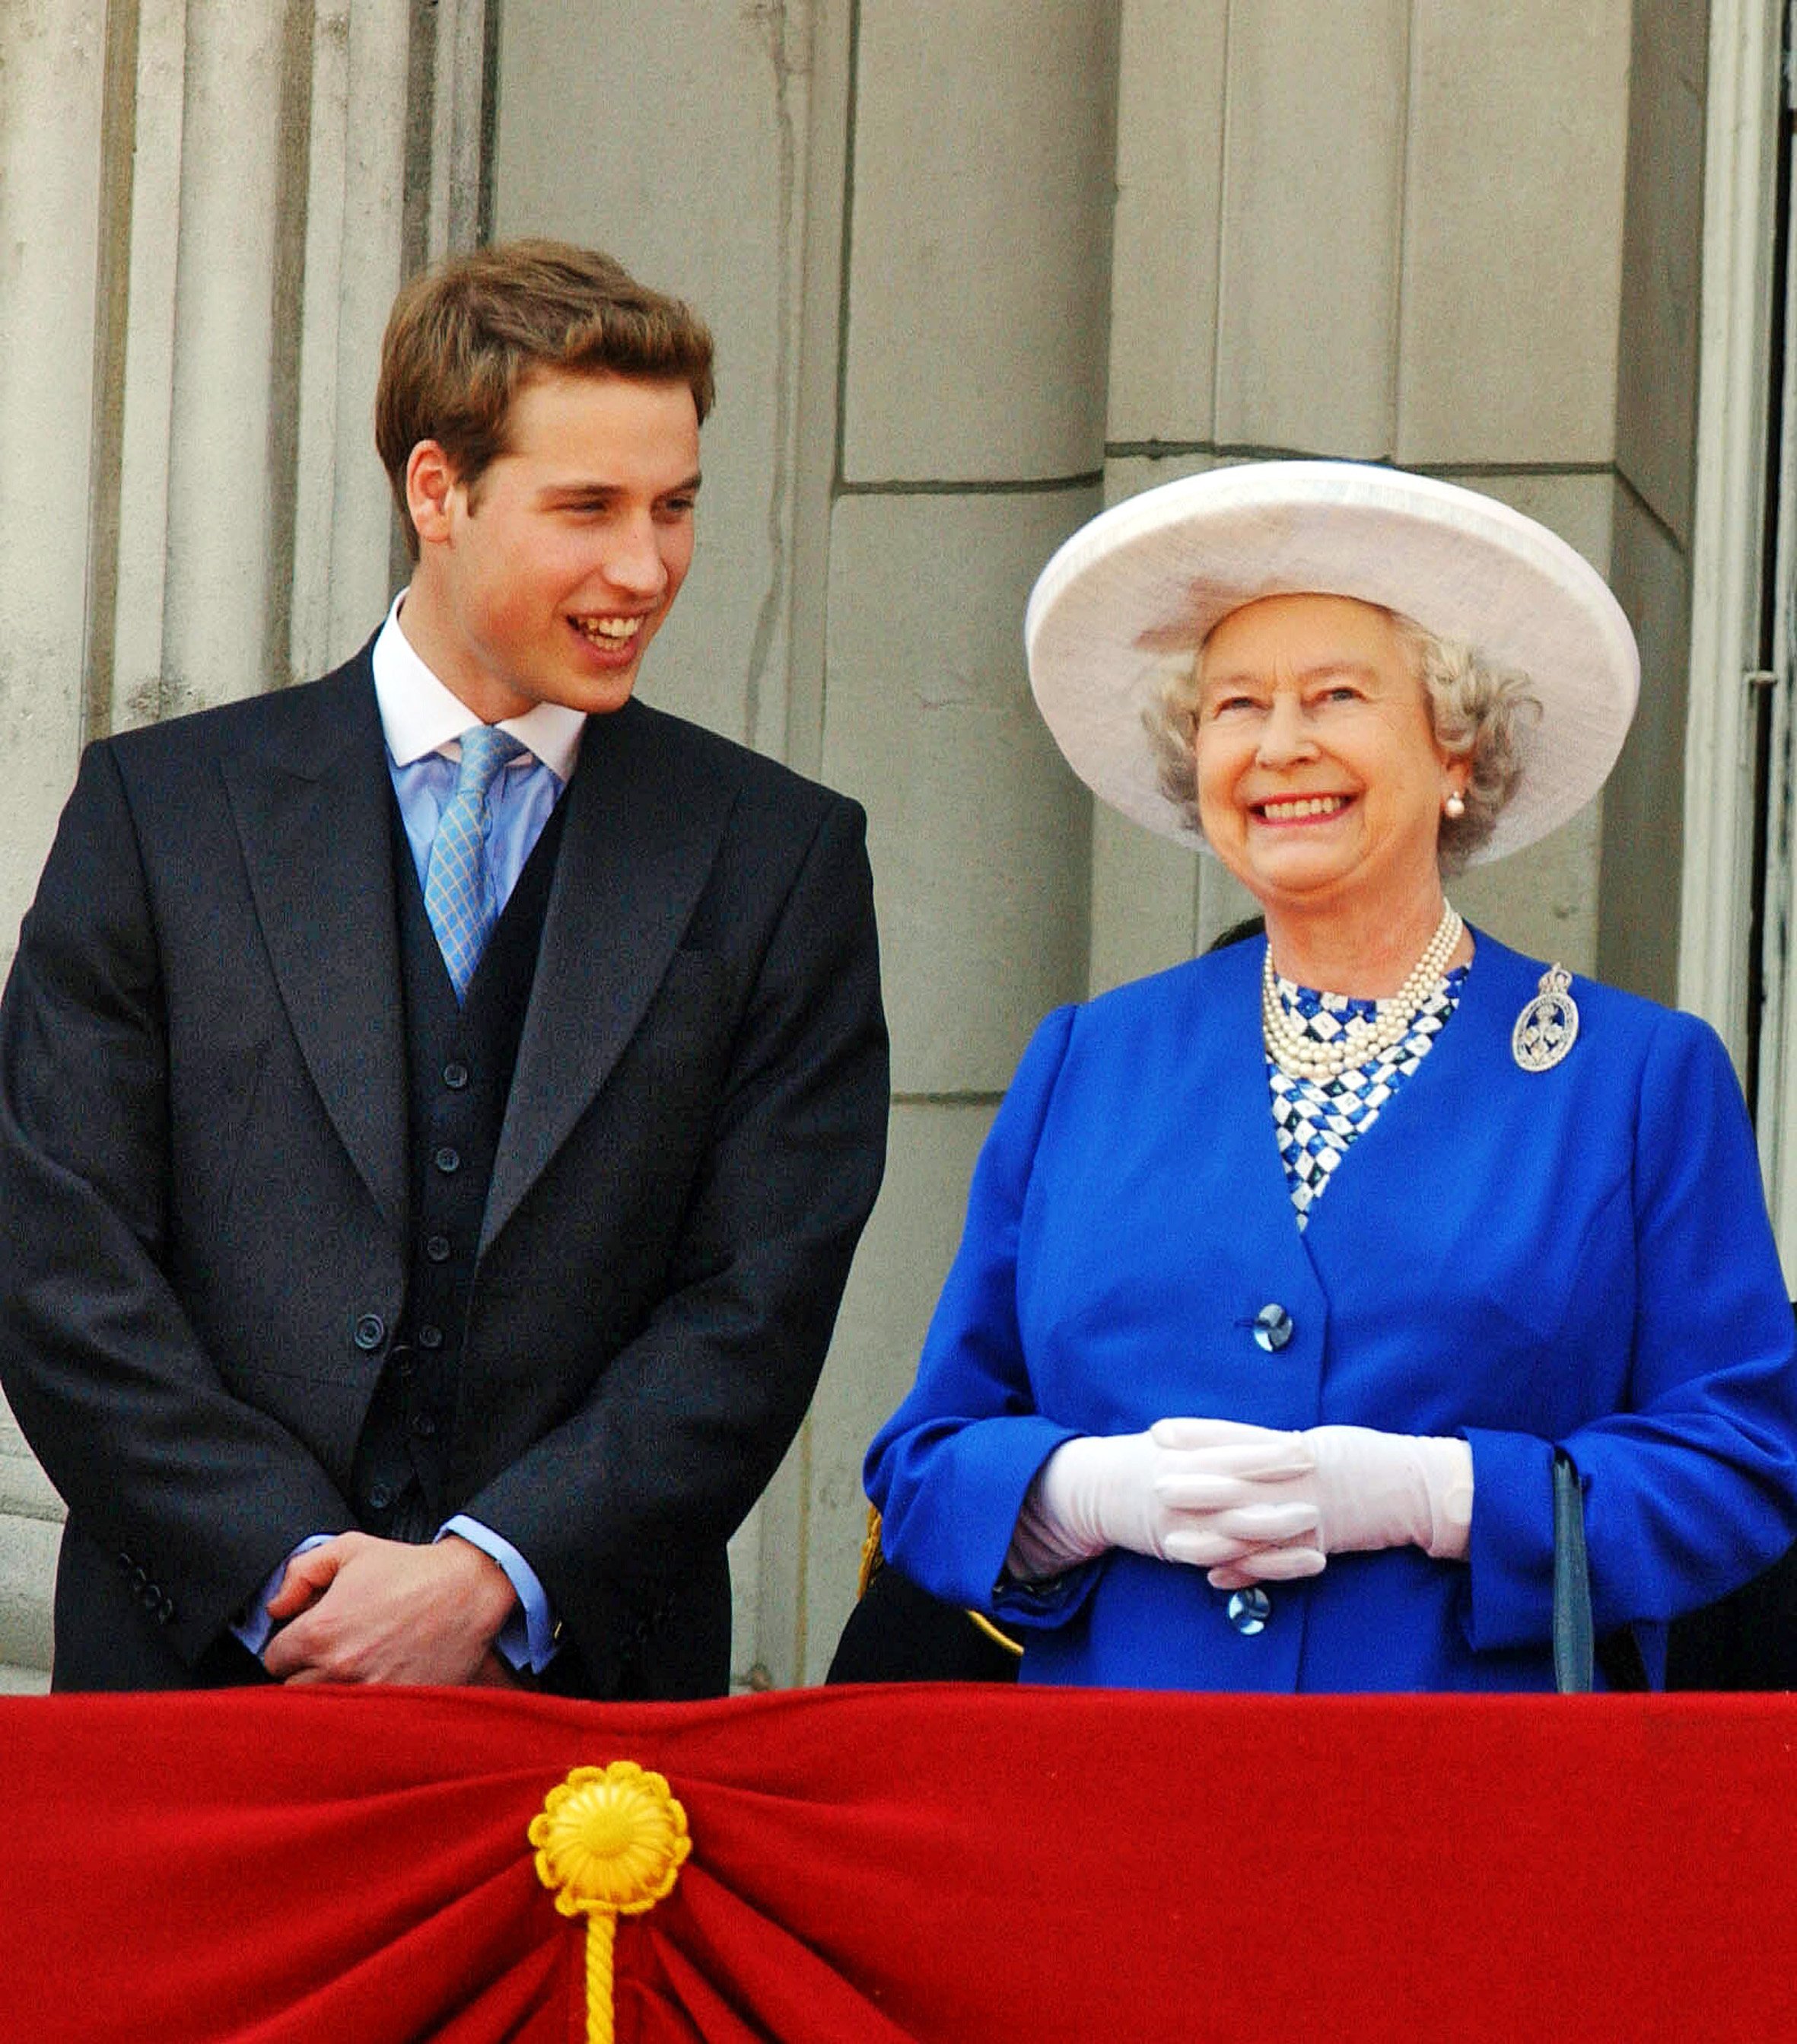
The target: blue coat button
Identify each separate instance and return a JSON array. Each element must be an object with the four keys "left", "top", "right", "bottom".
[
  {"left": 353, "top": 1313, "right": 386, "bottom": 1352},
  {"left": 1252, "top": 1304, "right": 1294, "bottom": 1352},
  {"left": 1227, "top": 1587, "right": 1272, "bottom": 1634}
]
